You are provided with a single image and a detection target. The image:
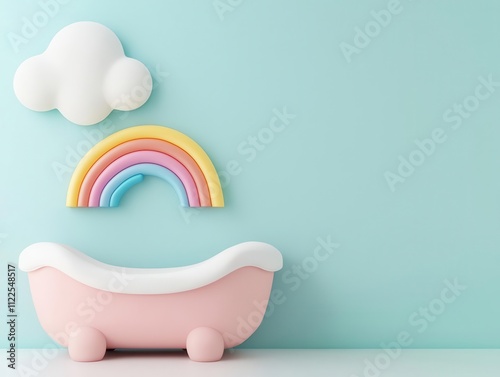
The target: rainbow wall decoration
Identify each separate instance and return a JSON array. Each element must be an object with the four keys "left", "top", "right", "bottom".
[{"left": 67, "top": 125, "right": 224, "bottom": 208}]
